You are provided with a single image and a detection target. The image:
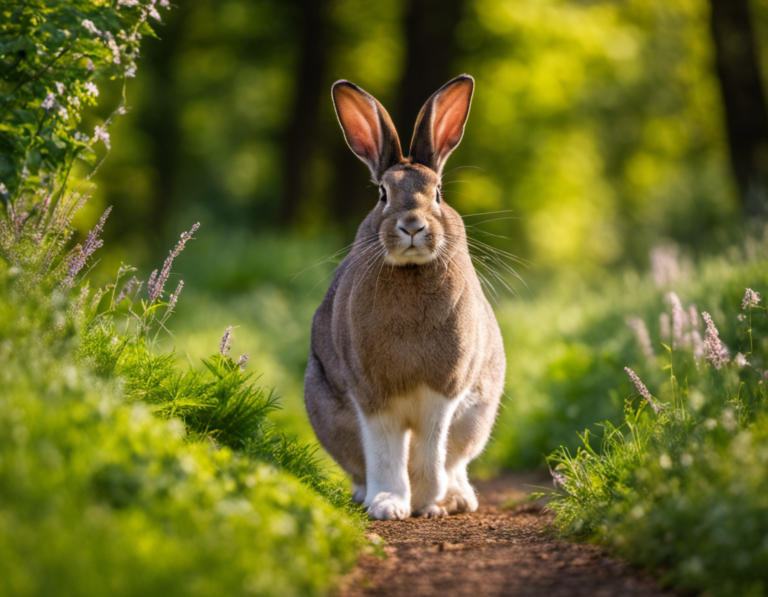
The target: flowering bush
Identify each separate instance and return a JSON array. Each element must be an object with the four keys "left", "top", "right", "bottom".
[
  {"left": 0, "top": 0, "right": 169, "bottom": 203},
  {"left": 546, "top": 269, "right": 768, "bottom": 597}
]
